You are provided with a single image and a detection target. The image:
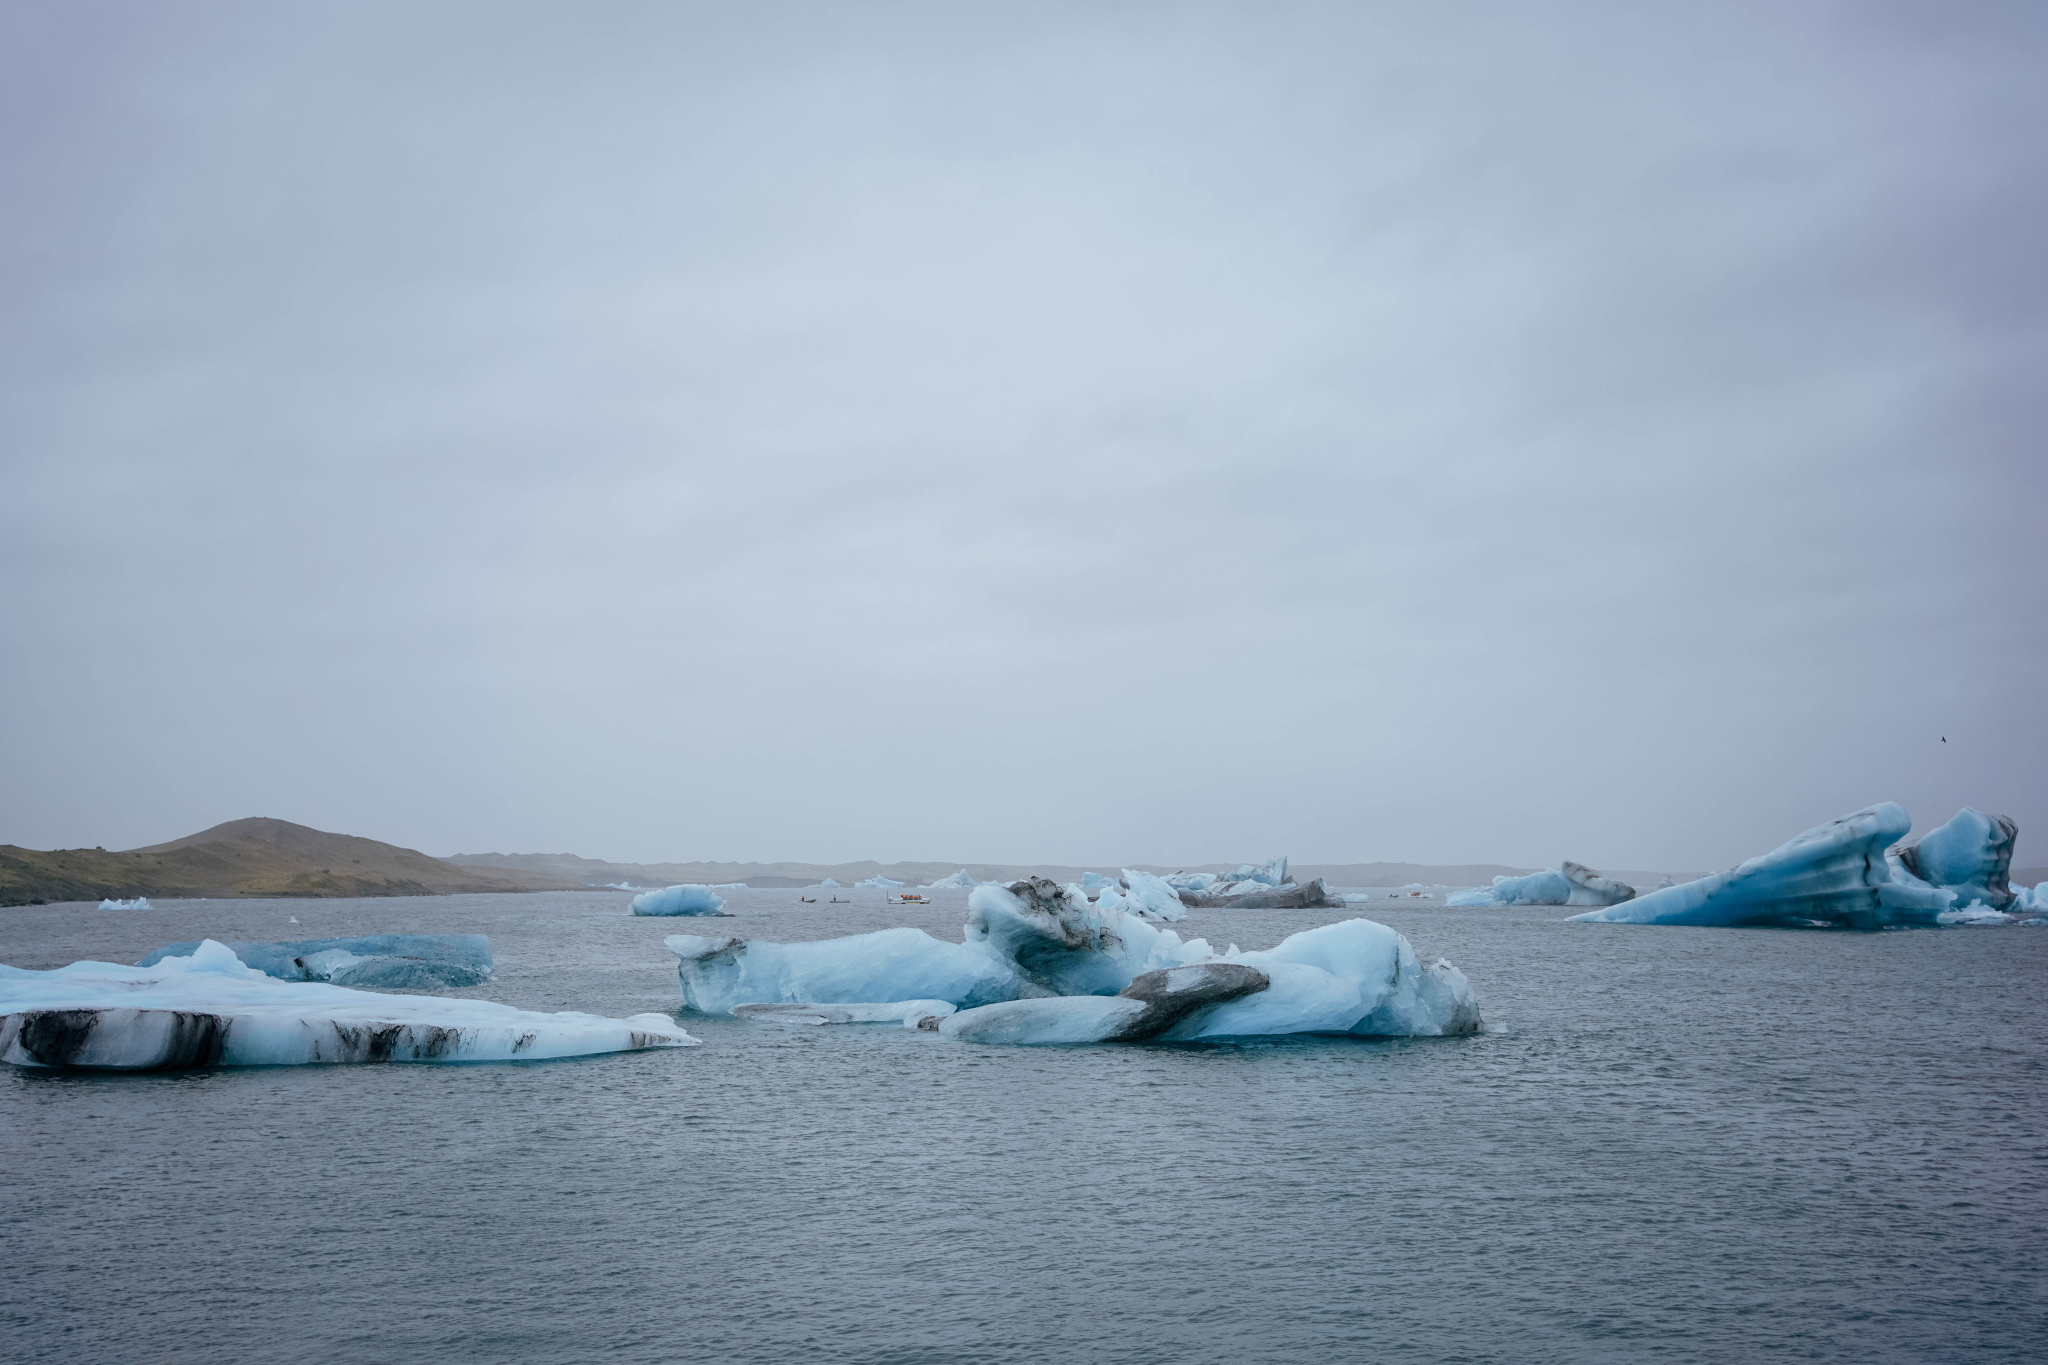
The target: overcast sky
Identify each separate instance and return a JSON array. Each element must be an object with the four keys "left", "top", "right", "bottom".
[{"left": 2, "top": 2, "right": 2042, "bottom": 872}]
